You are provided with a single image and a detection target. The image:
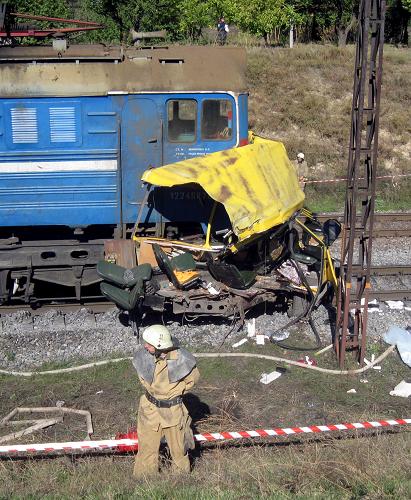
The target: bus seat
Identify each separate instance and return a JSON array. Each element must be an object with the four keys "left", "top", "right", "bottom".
[
  {"left": 101, "top": 281, "right": 144, "bottom": 311},
  {"left": 98, "top": 262, "right": 152, "bottom": 311},
  {"left": 97, "top": 261, "right": 152, "bottom": 287},
  {"left": 288, "top": 229, "right": 322, "bottom": 267},
  {"left": 152, "top": 244, "right": 200, "bottom": 289},
  {"left": 207, "top": 260, "right": 256, "bottom": 290}
]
